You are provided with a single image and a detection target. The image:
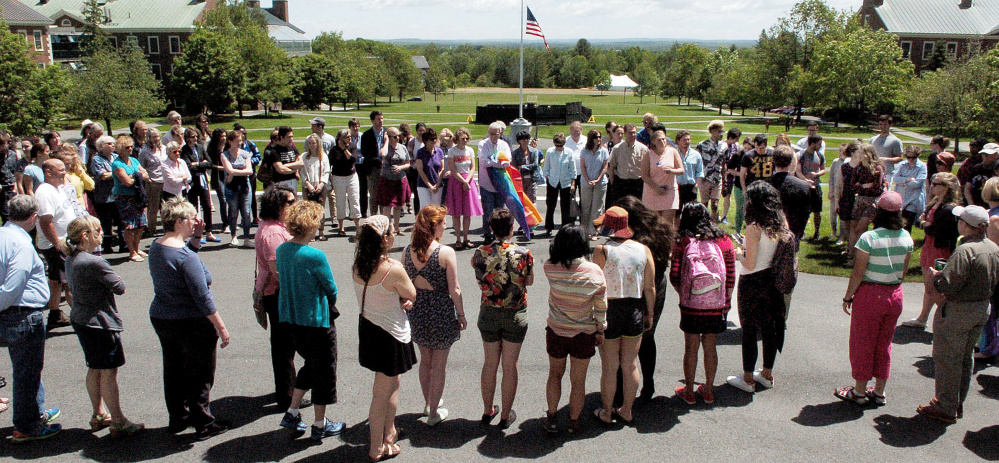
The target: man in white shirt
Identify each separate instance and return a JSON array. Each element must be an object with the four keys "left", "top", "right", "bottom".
[
  {"left": 563, "top": 121, "right": 586, "bottom": 201},
  {"left": 795, "top": 120, "right": 826, "bottom": 158},
  {"left": 311, "top": 117, "right": 337, "bottom": 225},
  {"left": 478, "top": 121, "right": 512, "bottom": 242},
  {"left": 34, "top": 158, "right": 80, "bottom": 328}
]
